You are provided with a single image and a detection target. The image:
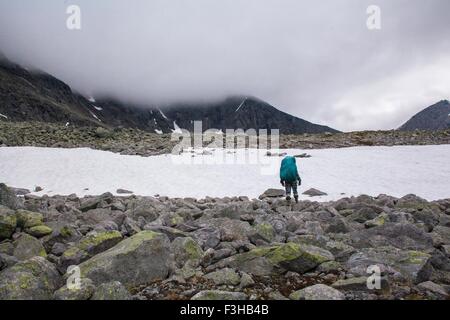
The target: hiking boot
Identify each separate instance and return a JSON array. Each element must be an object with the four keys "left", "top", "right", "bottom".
[
  {"left": 294, "top": 195, "right": 299, "bottom": 203},
  {"left": 286, "top": 196, "right": 291, "bottom": 202}
]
